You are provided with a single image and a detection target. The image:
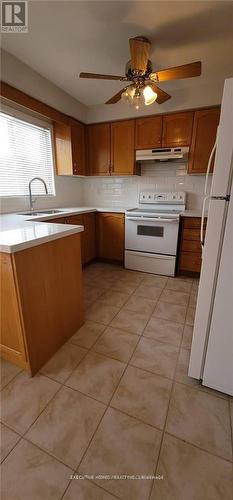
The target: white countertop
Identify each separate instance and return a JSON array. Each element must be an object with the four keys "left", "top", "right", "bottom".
[
  {"left": 181, "top": 209, "right": 207, "bottom": 217},
  {"left": 0, "top": 205, "right": 206, "bottom": 253},
  {"left": 0, "top": 206, "right": 129, "bottom": 253}
]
